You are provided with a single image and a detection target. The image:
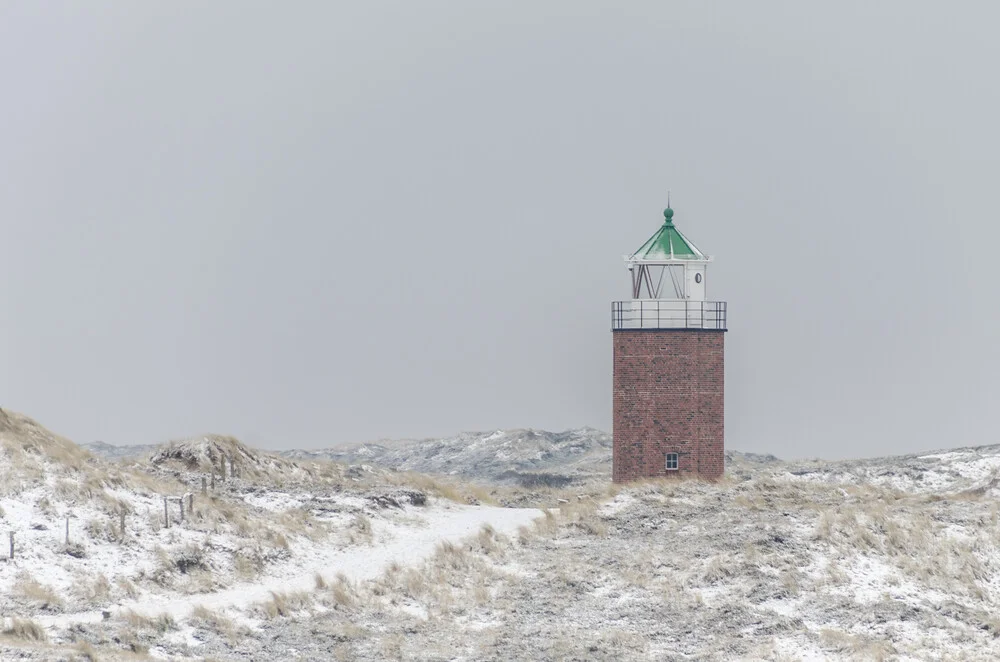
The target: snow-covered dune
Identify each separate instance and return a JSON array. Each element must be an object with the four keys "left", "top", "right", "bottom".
[{"left": 8, "top": 410, "right": 1000, "bottom": 660}]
